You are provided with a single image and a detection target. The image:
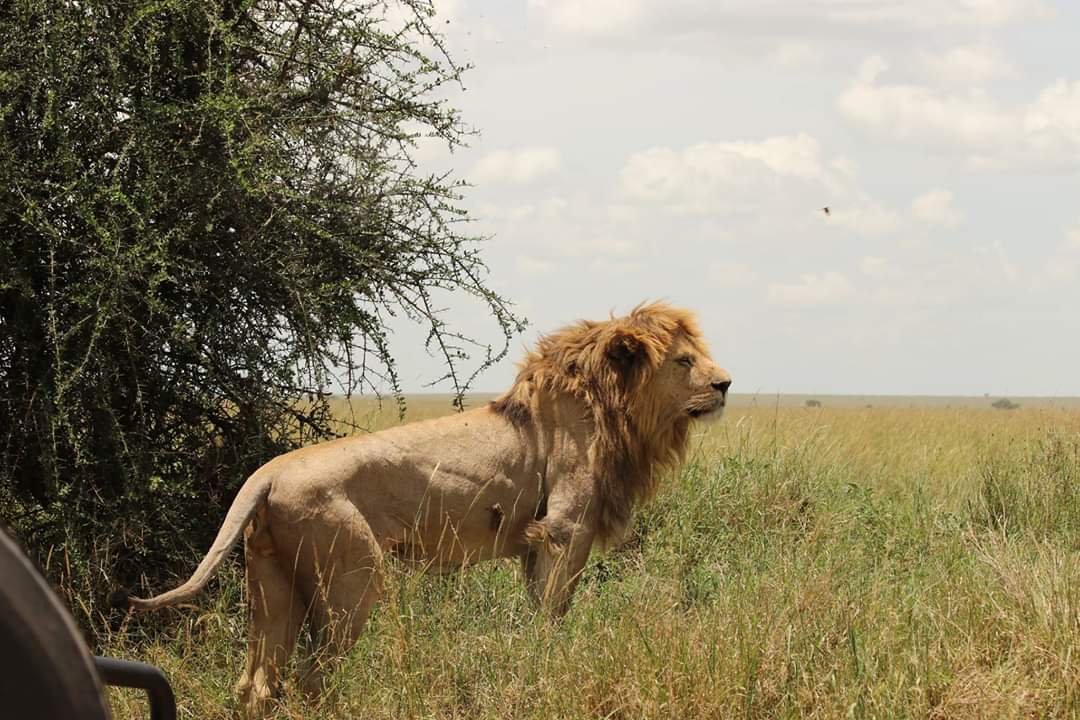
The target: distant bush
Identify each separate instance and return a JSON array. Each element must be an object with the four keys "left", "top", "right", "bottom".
[
  {"left": 992, "top": 398, "right": 1020, "bottom": 411},
  {"left": 805, "top": 399, "right": 822, "bottom": 408}
]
